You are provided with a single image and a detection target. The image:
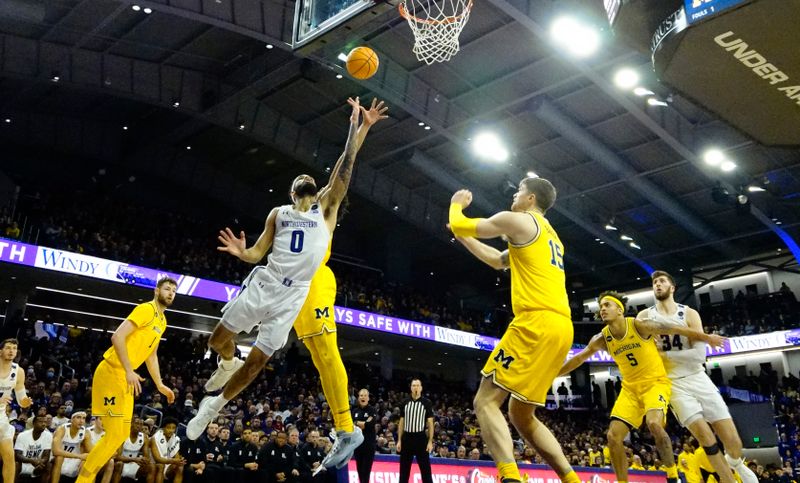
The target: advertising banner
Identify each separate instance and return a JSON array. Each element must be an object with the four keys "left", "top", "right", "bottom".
[{"left": 342, "top": 455, "right": 665, "bottom": 483}]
